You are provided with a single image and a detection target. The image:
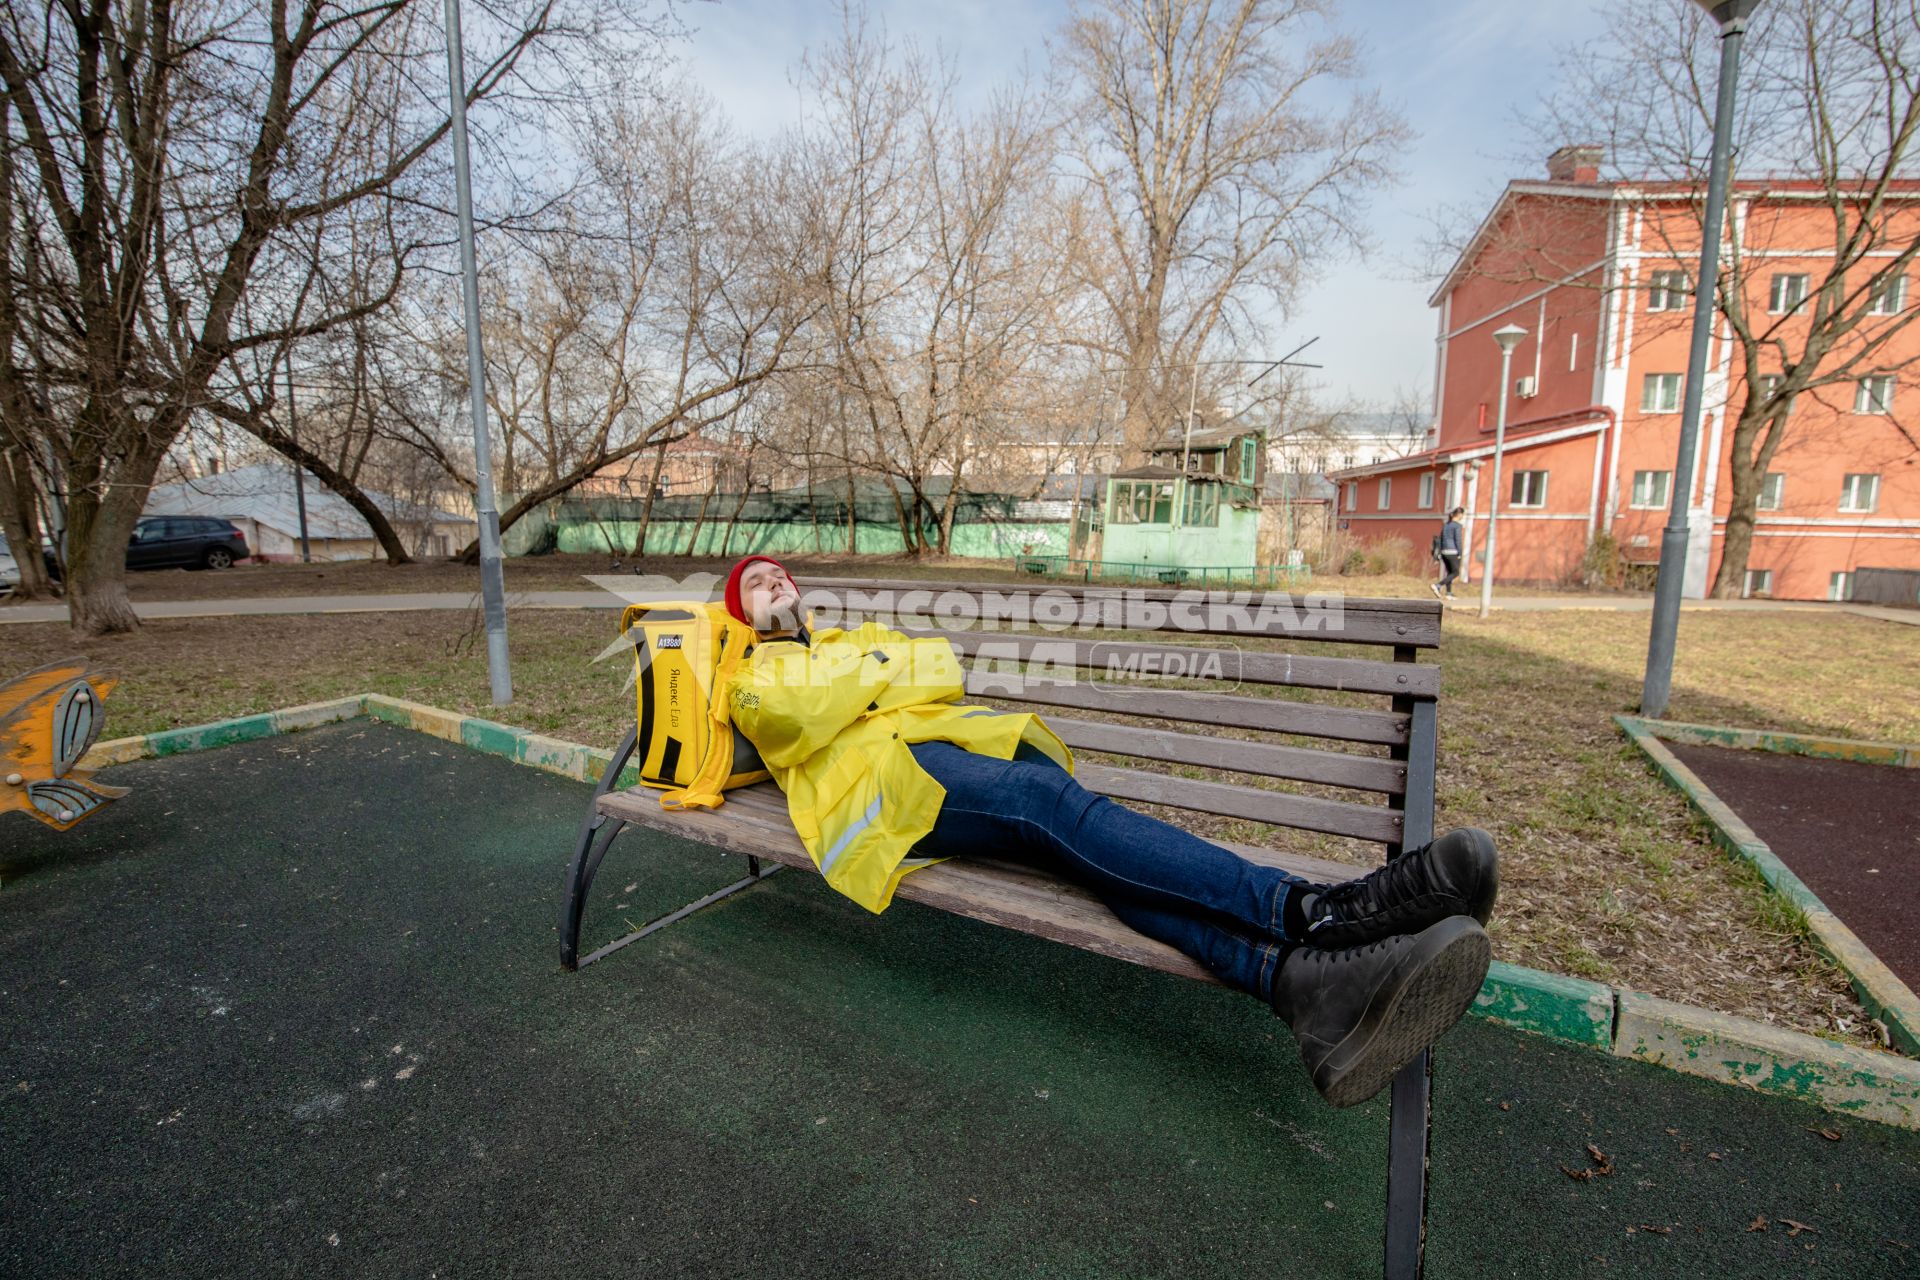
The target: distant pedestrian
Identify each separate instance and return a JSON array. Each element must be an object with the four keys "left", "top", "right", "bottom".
[{"left": 1430, "top": 507, "right": 1465, "bottom": 600}]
